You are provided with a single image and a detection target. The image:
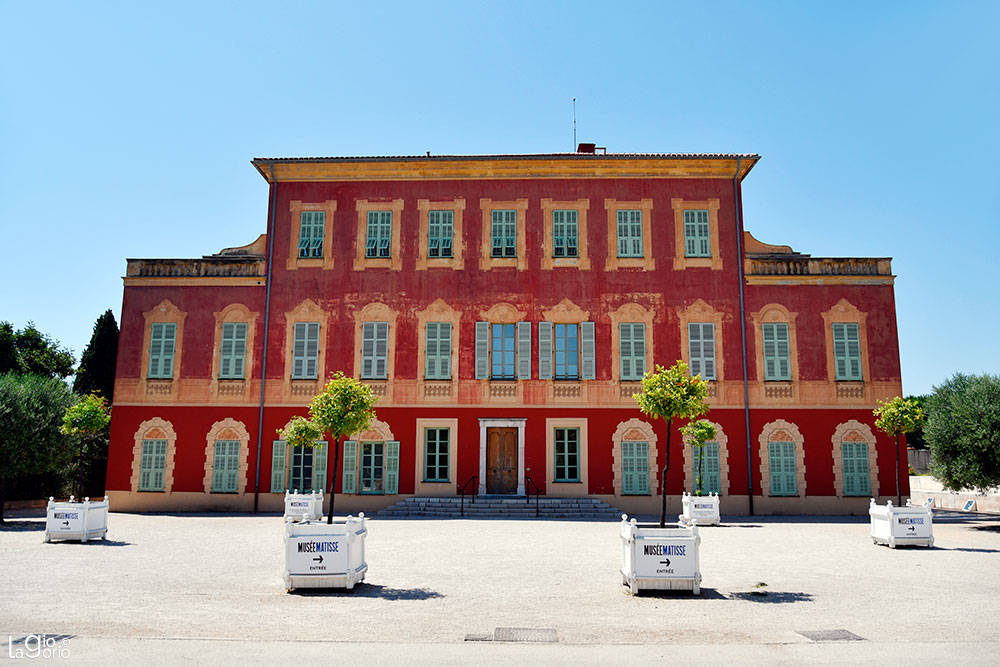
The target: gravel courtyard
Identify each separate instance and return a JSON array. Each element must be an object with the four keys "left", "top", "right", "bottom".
[{"left": 2, "top": 510, "right": 999, "bottom": 664}]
